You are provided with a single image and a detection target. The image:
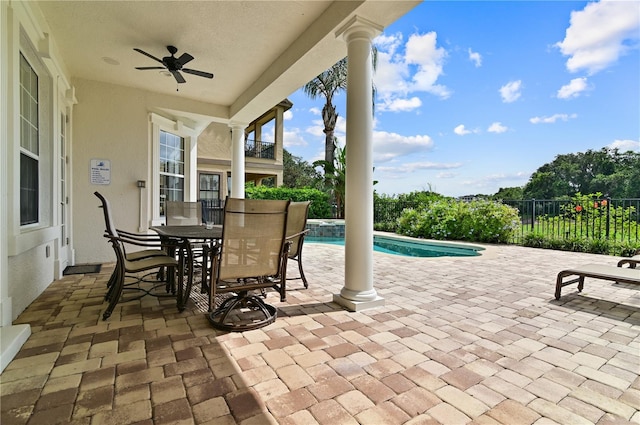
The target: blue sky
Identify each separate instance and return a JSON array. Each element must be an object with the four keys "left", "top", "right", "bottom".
[{"left": 279, "top": 0, "right": 640, "bottom": 198}]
